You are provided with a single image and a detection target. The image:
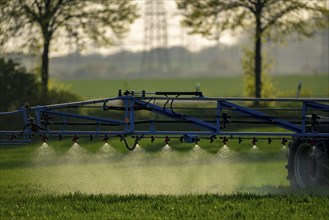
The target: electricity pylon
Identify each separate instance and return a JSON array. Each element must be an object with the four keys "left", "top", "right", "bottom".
[{"left": 141, "top": 0, "right": 171, "bottom": 76}]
